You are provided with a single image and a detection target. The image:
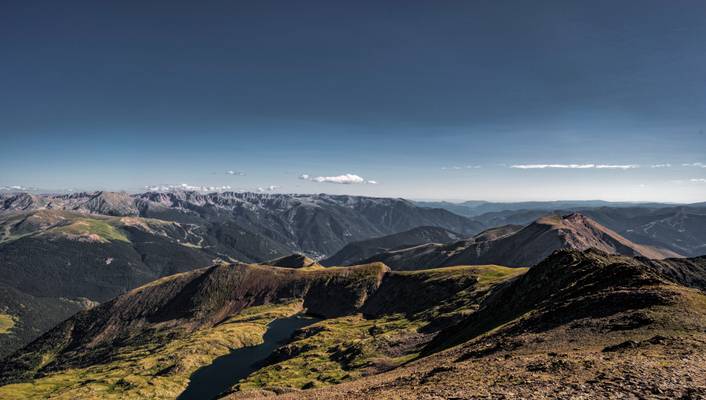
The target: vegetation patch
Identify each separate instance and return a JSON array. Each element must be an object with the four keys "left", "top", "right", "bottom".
[
  {"left": 236, "top": 313, "right": 422, "bottom": 392},
  {"left": 0, "top": 301, "right": 302, "bottom": 400},
  {"left": 0, "top": 314, "right": 16, "bottom": 334},
  {"left": 49, "top": 218, "right": 130, "bottom": 243}
]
